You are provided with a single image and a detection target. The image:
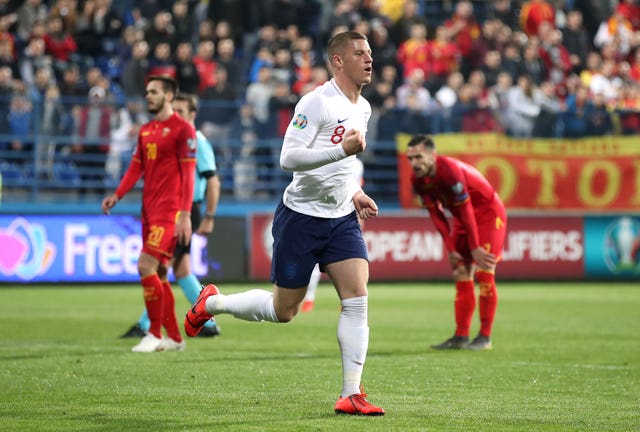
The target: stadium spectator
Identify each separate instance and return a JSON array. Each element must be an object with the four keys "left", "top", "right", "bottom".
[
  {"left": 121, "top": 40, "right": 149, "bottom": 98},
  {"left": 248, "top": 45, "right": 274, "bottom": 84},
  {"left": 406, "top": 134, "right": 506, "bottom": 351},
  {"left": 49, "top": 0, "right": 78, "bottom": 35},
  {"left": 489, "top": 0, "right": 520, "bottom": 30},
  {"left": 199, "top": 66, "right": 238, "bottom": 154},
  {"left": 174, "top": 41, "right": 200, "bottom": 95},
  {"left": 7, "top": 91, "right": 33, "bottom": 165},
  {"left": 562, "top": 9, "right": 592, "bottom": 75},
  {"left": 520, "top": 0, "right": 556, "bottom": 37},
  {"left": 615, "top": 81, "right": 640, "bottom": 134},
  {"left": 594, "top": 8, "right": 637, "bottom": 57},
  {"left": 586, "top": 91, "right": 614, "bottom": 135},
  {"left": 15, "top": 0, "right": 48, "bottom": 43},
  {"left": 72, "top": 86, "right": 113, "bottom": 195},
  {"left": 271, "top": 47, "right": 295, "bottom": 87},
  {"left": 506, "top": 74, "right": 541, "bottom": 137},
  {"left": 616, "top": 0, "right": 640, "bottom": 31},
  {"left": 245, "top": 66, "right": 274, "bottom": 139},
  {"left": 42, "top": 15, "right": 77, "bottom": 69},
  {"left": 563, "top": 83, "right": 593, "bottom": 137},
  {"left": 170, "top": 0, "right": 196, "bottom": 49},
  {"left": 445, "top": 0, "right": 482, "bottom": 77},
  {"left": 73, "top": 0, "right": 123, "bottom": 58},
  {"left": 522, "top": 42, "right": 548, "bottom": 85},
  {"left": 106, "top": 96, "right": 147, "bottom": 180},
  {"left": 193, "top": 39, "right": 217, "bottom": 94},
  {"left": 389, "top": 0, "right": 428, "bottom": 46},
  {"left": 215, "top": 37, "right": 243, "bottom": 95},
  {"left": 102, "top": 75, "right": 196, "bottom": 353},
  {"left": 147, "top": 41, "right": 175, "bottom": 78},
  {"left": 183, "top": 31, "right": 385, "bottom": 417},
  {"left": 488, "top": 71, "right": 514, "bottom": 133},
  {"left": 433, "top": 71, "right": 464, "bottom": 134},
  {"left": 501, "top": 41, "right": 525, "bottom": 81},
  {"left": 144, "top": 10, "right": 173, "bottom": 54},
  {"left": 290, "top": 35, "right": 317, "bottom": 93},
  {"left": 368, "top": 21, "right": 396, "bottom": 74},
  {"left": 396, "top": 22, "right": 430, "bottom": 81},
  {"left": 480, "top": 50, "right": 503, "bottom": 88},
  {"left": 532, "top": 80, "right": 564, "bottom": 137},
  {"left": 396, "top": 67, "right": 432, "bottom": 112},
  {"left": 538, "top": 22, "right": 572, "bottom": 84},
  {"left": 425, "top": 24, "right": 461, "bottom": 93},
  {"left": 629, "top": 48, "right": 640, "bottom": 81},
  {"left": 17, "top": 37, "right": 49, "bottom": 88},
  {"left": 589, "top": 59, "right": 623, "bottom": 104}
]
